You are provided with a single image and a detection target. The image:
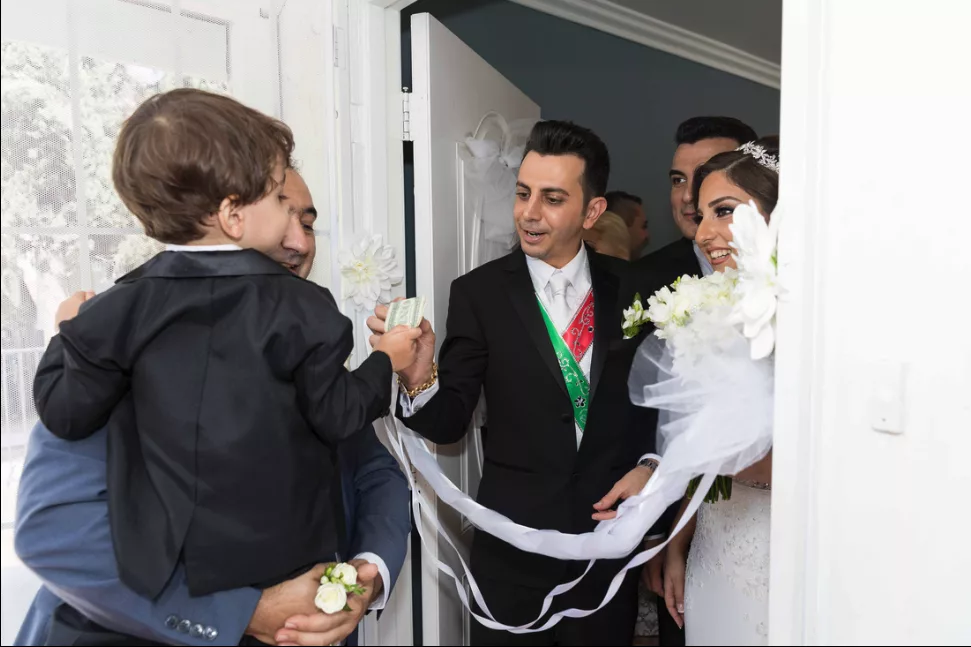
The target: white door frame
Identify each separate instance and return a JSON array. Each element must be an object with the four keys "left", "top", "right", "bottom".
[
  {"left": 328, "top": 1, "right": 417, "bottom": 644},
  {"left": 767, "top": 1, "right": 822, "bottom": 643},
  {"left": 333, "top": 1, "right": 816, "bottom": 645}
]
